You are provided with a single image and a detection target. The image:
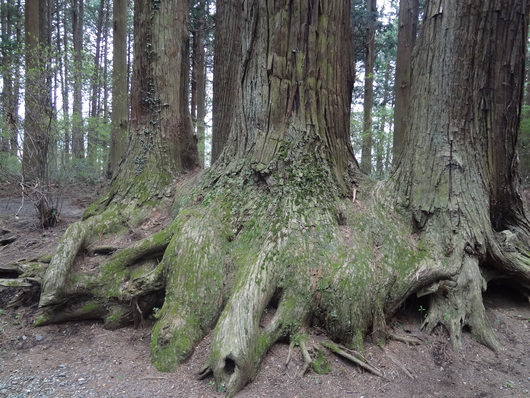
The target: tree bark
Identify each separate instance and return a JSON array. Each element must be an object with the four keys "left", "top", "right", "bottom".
[
  {"left": 59, "top": 0, "right": 71, "bottom": 161},
  {"left": 393, "top": 0, "right": 530, "bottom": 349},
  {"left": 87, "top": 0, "right": 105, "bottom": 166},
  {"left": 190, "top": 0, "right": 207, "bottom": 167},
  {"left": 72, "top": 0, "right": 84, "bottom": 159},
  {"left": 107, "top": 0, "right": 128, "bottom": 179},
  {"left": 23, "top": 0, "right": 51, "bottom": 182},
  {"left": 393, "top": 0, "right": 419, "bottom": 167},
  {"left": 210, "top": 0, "right": 241, "bottom": 164},
  {"left": 360, "top": 0, "right": 377, "bottom": 175},
  {"left": 0, "top": 0, "right": 19, "bottom": 156}
]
